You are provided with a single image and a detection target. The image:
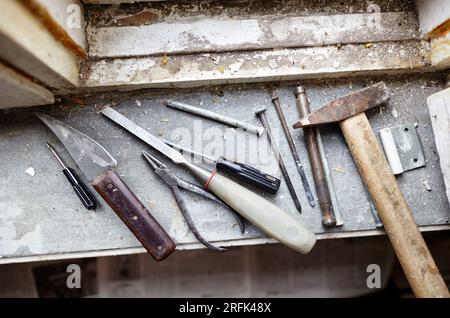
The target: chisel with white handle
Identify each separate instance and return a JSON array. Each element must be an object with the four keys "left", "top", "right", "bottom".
[{"left": 101, "top": 107, "right": 316, "bottom": 254}]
